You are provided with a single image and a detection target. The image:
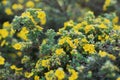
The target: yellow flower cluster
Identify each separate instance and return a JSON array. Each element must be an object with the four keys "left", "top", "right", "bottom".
[
  {"left": 5, "top": 8, "right": 13, "bottom": 15},
  {"left": 37, "top": 11, "right": 46, "bottom": 25},
  {"left": 10, "top": 65, "right": 23, "bottom": 75},
  {"left": 83, "top": 44, "right": 95, "bottom": 54},
  {"left": 55, "top": 68, "right": 65, "bottom": 80},
  {"left": 13, "top": 43, "right": 22, "bottom": 50},
  {"left": 55, "top": 48, "right": 65, "bottom": 55},
  {"left": 99, "top": 50, "right": 116, "bottom": 60},
  {"left": 17, "top": 27, "right": 29, "bottom": 41},
  {"left": 24, "top": 72, "right": 34, "bottom": 78},
  {"left": 12, "top": 3, "right": 23, "bottom": 11},
  {"left": 58, "top": 37, "right": 76, "bottom": 49},
  {"left": 0, "top": 56, "right": 5, "bottom": 65},
  {"left": 0, "top": 29, "right": 9, "bottom": 39},
  {"left": 103, "top": 0, "right": 111, "bottom": 11},
  {"left": 68, "top": 69, "right": 78, "bottom": 80},
  {"left": 41, "top": 59, "right": 50, "bottom": 68},
  {"left": 45, "top": 70, "right": 55, "bottom": 80}
]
